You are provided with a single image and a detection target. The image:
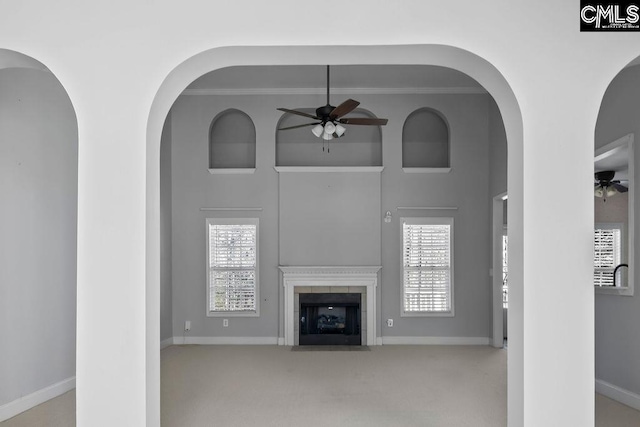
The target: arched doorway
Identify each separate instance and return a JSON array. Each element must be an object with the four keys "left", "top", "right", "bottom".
[
  {"left": 593, "top": 55, "right": 640, "bottom": 414},
  {"left": 0, "top": 49, "right": 78, "bottom": 422},
  {"left": 146, "top": 45, "right": 523, "bottom": 425}
]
